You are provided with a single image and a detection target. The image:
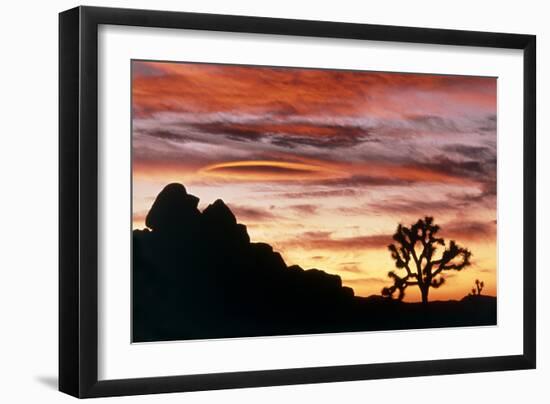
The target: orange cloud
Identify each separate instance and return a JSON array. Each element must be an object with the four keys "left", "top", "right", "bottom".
[
  {"left": 280, "top": 232, "right": 392, "bottom": 251},
  {"left": 199, "top": 160, "right": 346, "bottom": 181},
  {"left": 132, "top": 61, "right": 496, "bottom": 119}
]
